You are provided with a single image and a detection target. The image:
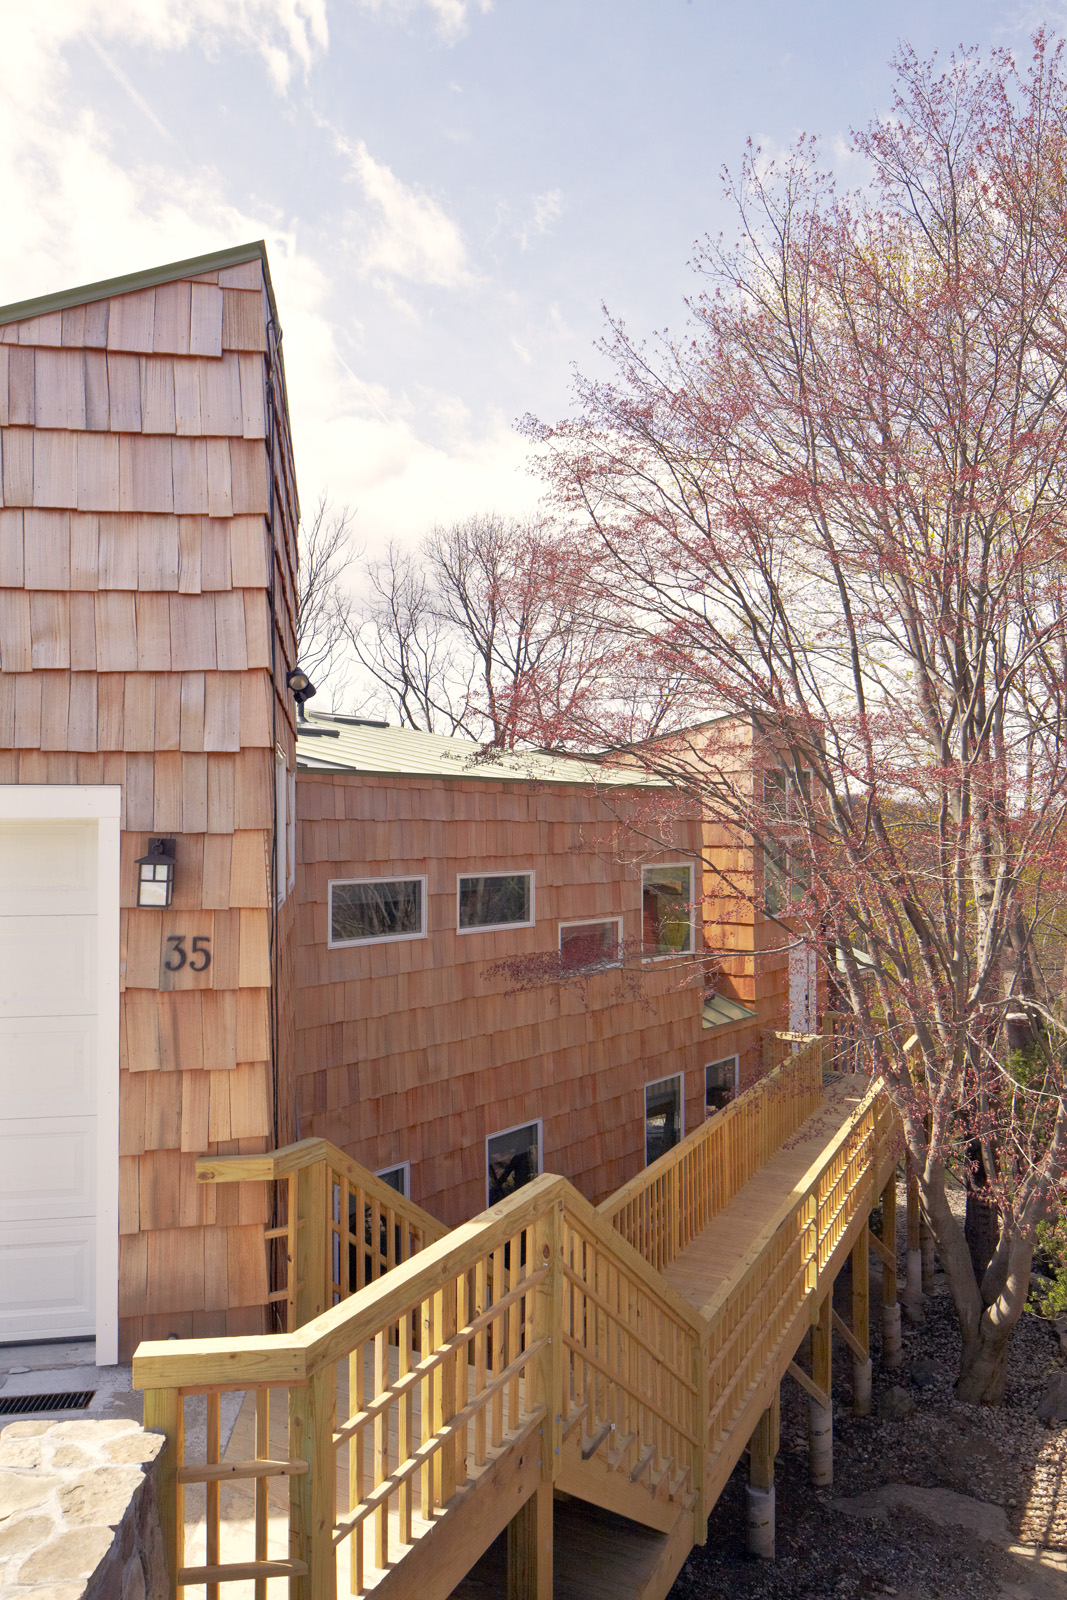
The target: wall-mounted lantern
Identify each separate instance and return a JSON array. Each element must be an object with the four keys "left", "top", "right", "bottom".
[
  {"left": 136, "top": 838, "right": 176, "bottom": 908},
  {"left": 286, "top": 666, "right": 317, "bottom": 709}
]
